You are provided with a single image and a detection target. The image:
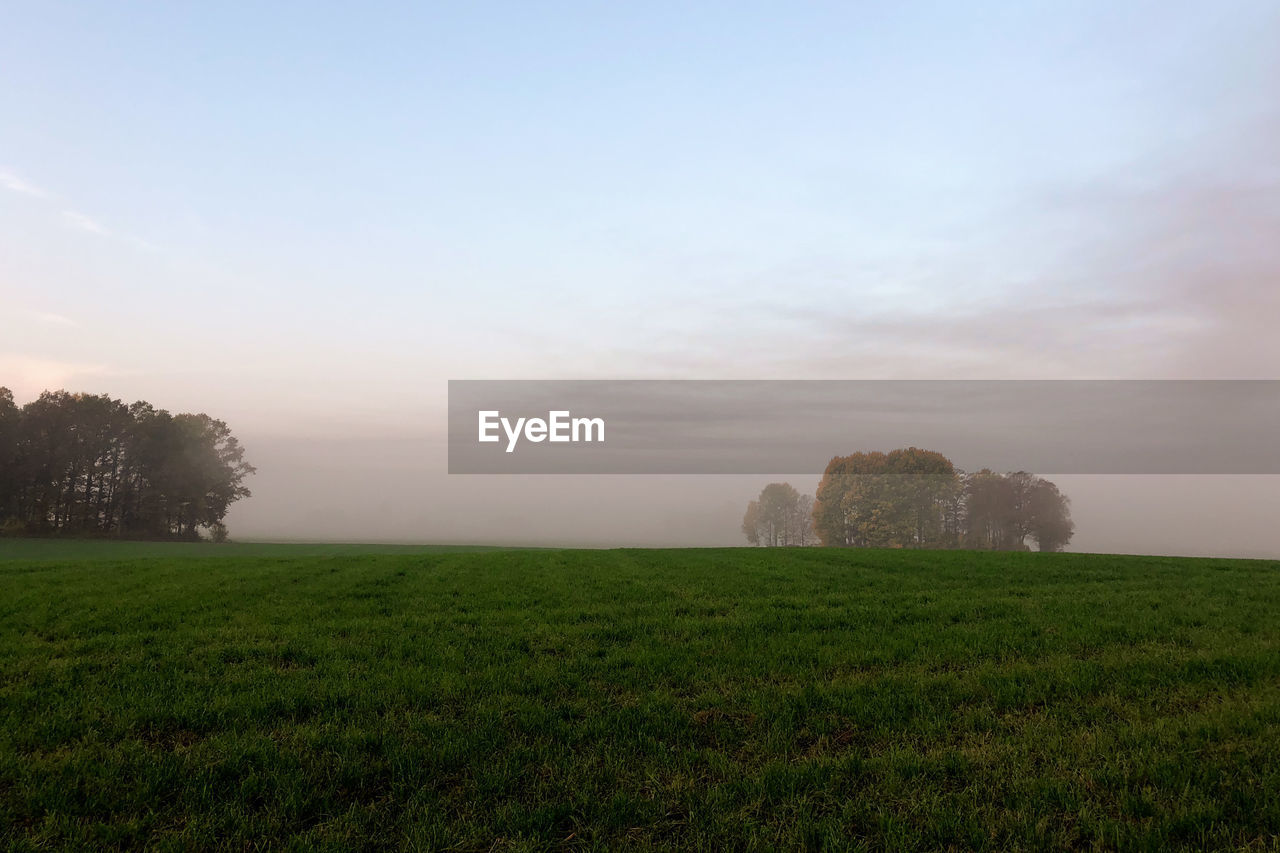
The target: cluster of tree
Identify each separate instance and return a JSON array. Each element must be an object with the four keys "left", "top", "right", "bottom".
[
  {"left": 0, "top": 387, "right": 255, "bottom": 541},
  {"left": 742, "top": 482, "right": 816, "bottom": 546},
  {"left": 809, "top": 448, "right": 1073, "bottom": 551}
]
